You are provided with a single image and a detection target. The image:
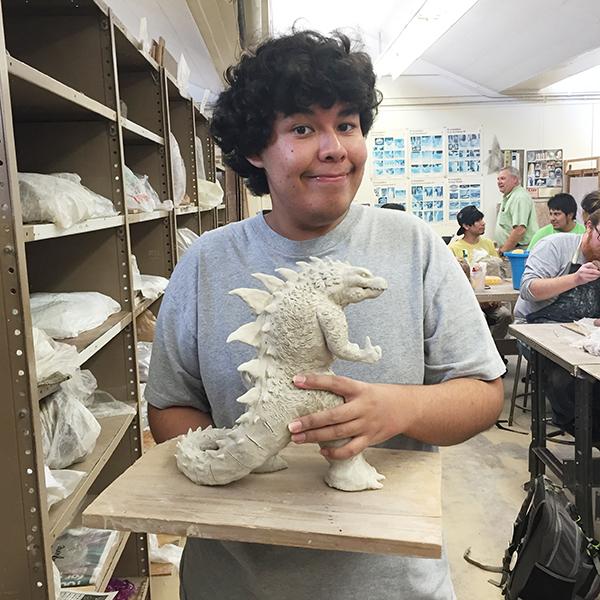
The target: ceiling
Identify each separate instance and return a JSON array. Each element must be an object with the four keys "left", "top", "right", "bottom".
[{"left": 105, "top": 0, "right": 600, "bottom": 106}]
